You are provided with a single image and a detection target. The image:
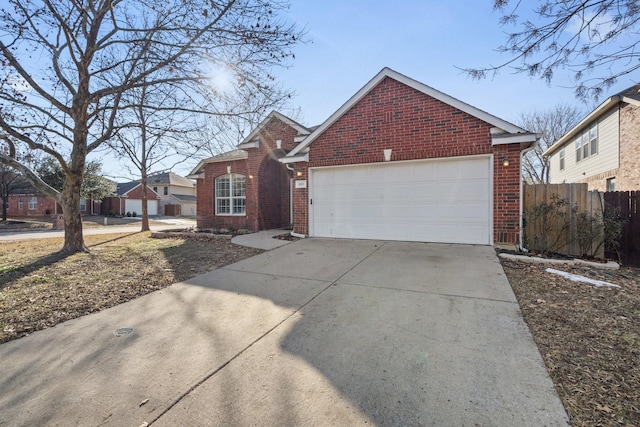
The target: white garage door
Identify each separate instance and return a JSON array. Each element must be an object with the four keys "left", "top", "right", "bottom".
[
  {"left": 125, "top": 199, "right": 158, "bottom": 216},
  {"left": 310, "top": 156, "right": 492, "bottom": 244}
]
